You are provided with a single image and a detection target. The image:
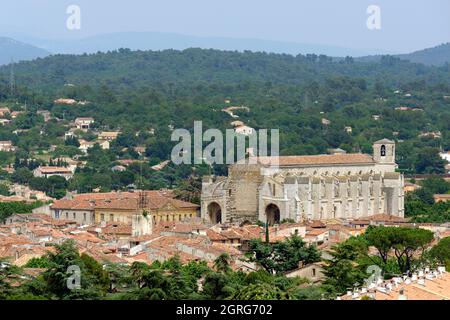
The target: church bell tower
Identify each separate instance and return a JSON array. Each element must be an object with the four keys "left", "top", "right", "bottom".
[{"left": 373, "top": 139, "right": 395, "bottom": 164}]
